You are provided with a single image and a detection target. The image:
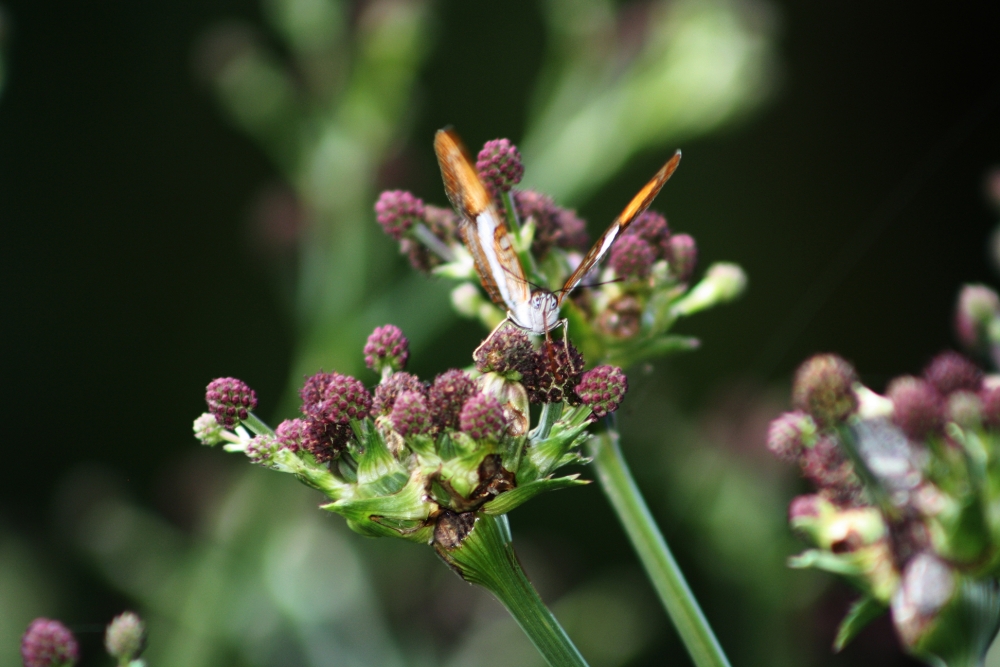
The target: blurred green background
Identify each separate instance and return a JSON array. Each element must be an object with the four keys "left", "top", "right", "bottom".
[{"left": 1, "top": 1, "right": 999, "bottom": 666}]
